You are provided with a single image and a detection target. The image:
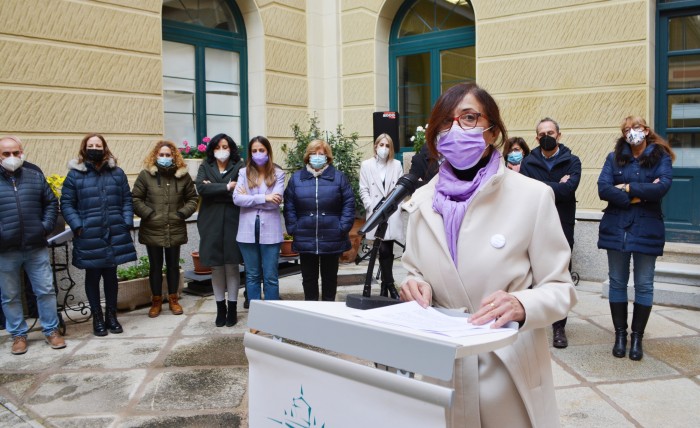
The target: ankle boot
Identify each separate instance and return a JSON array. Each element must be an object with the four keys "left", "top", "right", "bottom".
[
  {"left": 226, "top": 300, "right": 238, "bottom": 327},
  {"left": 168, "top": 293, "right": 183, "bottom": 315},
  {"left": 243, "top": 289, "right": 250, "bottom": 309},
  {"left": 386, "top": 283, "right": 400, "bottom": 300},
  {"left": 148, "top": 296, "right": 163, "bottom": 318},
  {"left": 215, "top": 301, "right": 227, "bottom": 327},
  {"left": 92, "top": 307, "right": 108, "bottom": 337},
  {"left": 629, "top": 303, "right": 652, "bottom": 361},
  {"left": 105, "top": 307, "right": 123, "bottom": 334},
  {"left": 610, "top": 302, "right": 628, "bottom": 358},
  {"left": 379, "top": 283, "right": 388, "bottom": 297}
]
